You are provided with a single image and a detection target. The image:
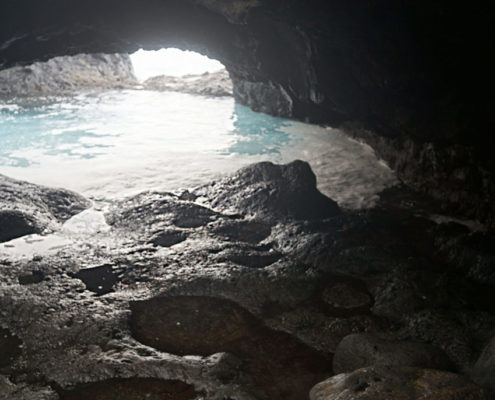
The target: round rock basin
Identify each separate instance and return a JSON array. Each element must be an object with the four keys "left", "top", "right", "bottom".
[
  {"left": 57, "top": 378, "right": 196, "bottom": 400},
  {"left": 130, "top": 296, "right": 332, "bottom": 400}
]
